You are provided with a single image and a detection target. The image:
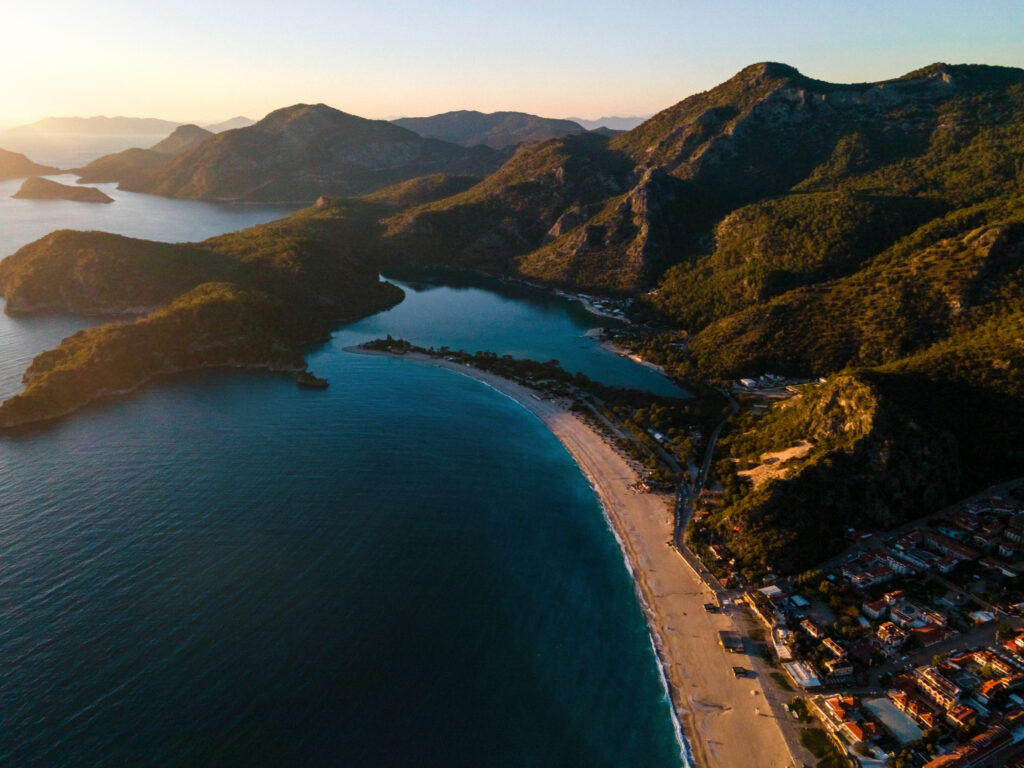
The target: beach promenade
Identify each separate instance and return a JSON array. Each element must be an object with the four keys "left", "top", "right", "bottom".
[{"left": 359, "top": 348, "right": 796, "bottom": 768}]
